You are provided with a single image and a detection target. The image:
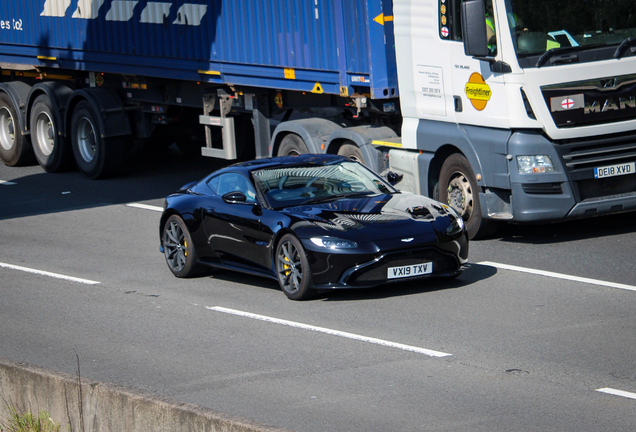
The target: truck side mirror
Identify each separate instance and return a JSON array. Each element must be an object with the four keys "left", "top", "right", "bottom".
[{"left": 461, "top": 0, "right": 489, "bottom": 58}]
